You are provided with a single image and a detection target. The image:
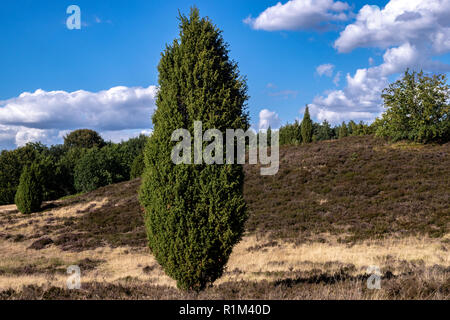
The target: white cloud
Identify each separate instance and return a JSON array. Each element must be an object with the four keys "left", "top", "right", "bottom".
[
  {"left": 309, "top": 74, "right": 385, "bottom": 124},
  {"left": 101, "top": 129, "right": 153, "bottom": 144},
  {"left": 268, "top": 90, "right": 299, "bottom": 99},
  {"left": 0, "top": 85, "right": 157, "bottom": 131},
  {"left": 0, "top": 125, "right": 19, "bottom": 149},
  {"left": 0, "top": 125, "right": 64, "bottom": 149},
  {"left": 0, "top": 85, "right": 157, "bottom": 149},
  {"left": 334, "top": 0, "right": 450, "bottom": 53},
  {"left": 14, "top": 128, "right": 60, "bottom": 147},
  {"left": 259, "top": 109, "right": 281, "bottom": 130},
  {"left": 316, "top": 63, "right": 335, "bottom": 77},
  {"left": 244, "top": 0, "right": 351, "bottom": 31},
  {"left": 333, "top": 71, "right": 342, "bottom": 86}
]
